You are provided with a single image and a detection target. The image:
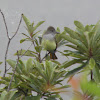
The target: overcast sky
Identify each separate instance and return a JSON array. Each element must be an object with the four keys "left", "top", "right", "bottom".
[{"left": 0, "top": 0, "right": 100, "bottom": 99}]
